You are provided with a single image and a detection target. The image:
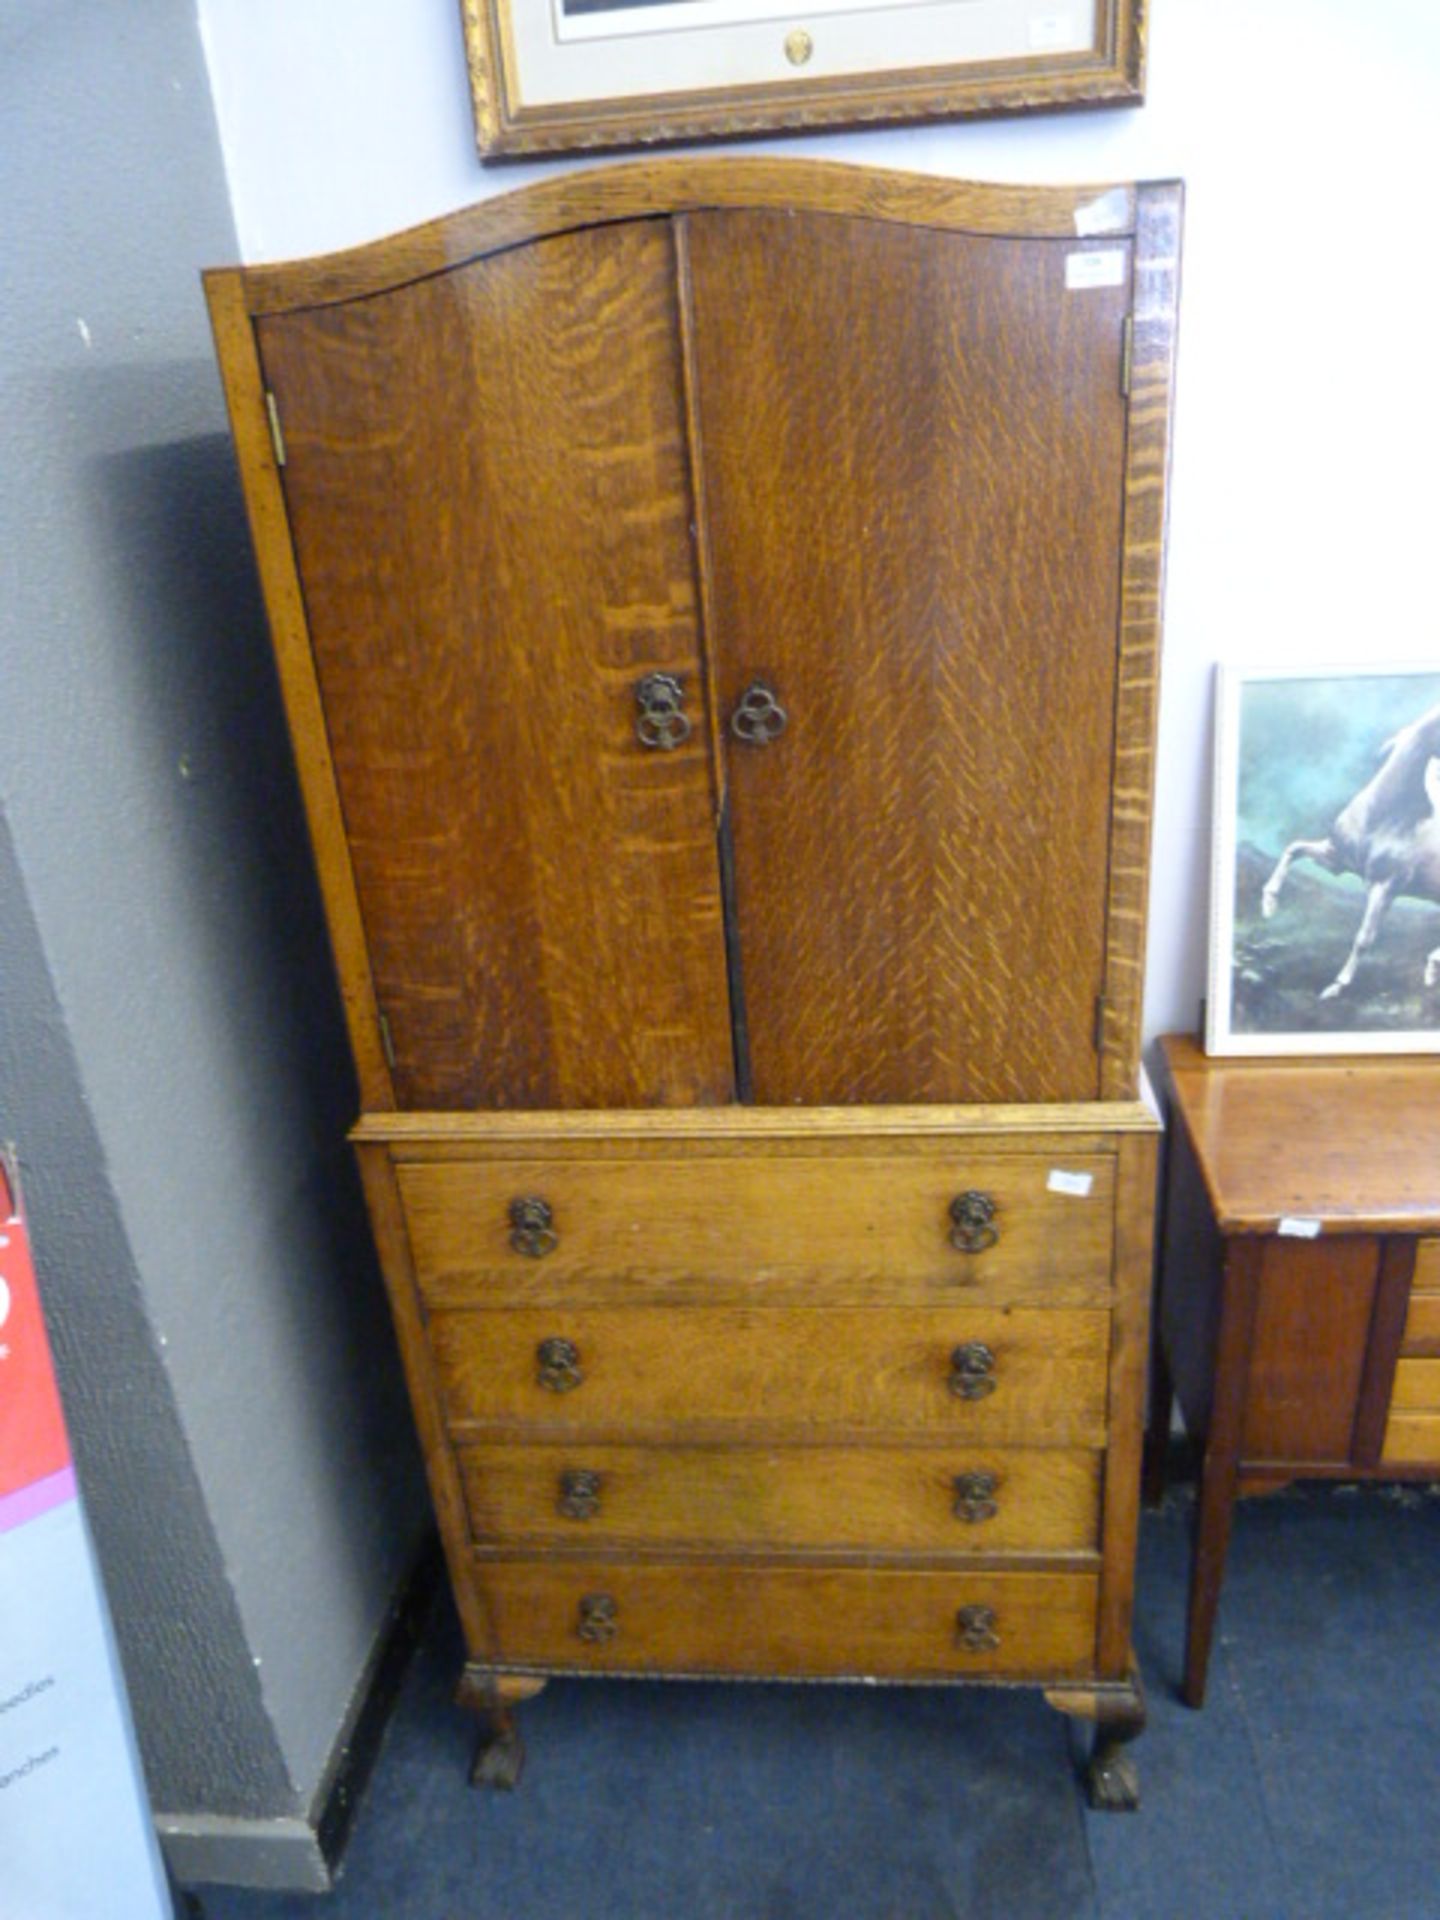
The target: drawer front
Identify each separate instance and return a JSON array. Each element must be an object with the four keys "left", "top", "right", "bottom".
[
  {"left": 1413, "top": 1239, "right": 1440, "bottom": 1291},
  {"left": 398, "top": 1152, "right": 1114, "bottom": 1307},
  {"left": 432, "top": 1306, "right": 1110, "bottom": 1444},
  {"left": 1389, "top": 1358, "right": 1440, "bottom": 1413},
  {"left": 1381, "top": 1357, "right": 1440, "bottom": 1466},
  {"left": 457, "top": 1443, "right": 1101, "bottom": 1556},
  {"left": 474, "top": 1561, "right": 1098, "bottom": 1679},
  {"left": 1400, "top": 1289, "right": 1440, "bottom": 1354}
]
